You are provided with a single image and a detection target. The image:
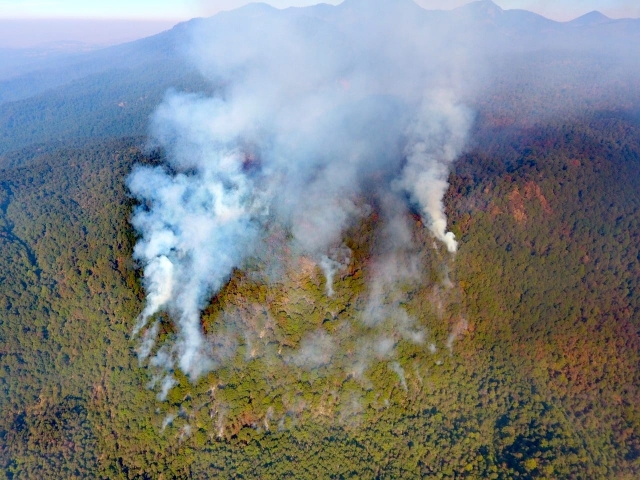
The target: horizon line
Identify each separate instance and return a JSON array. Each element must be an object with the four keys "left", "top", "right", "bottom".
[{"left": 0, "top": 1, "right": 638, "bottom": 24}]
